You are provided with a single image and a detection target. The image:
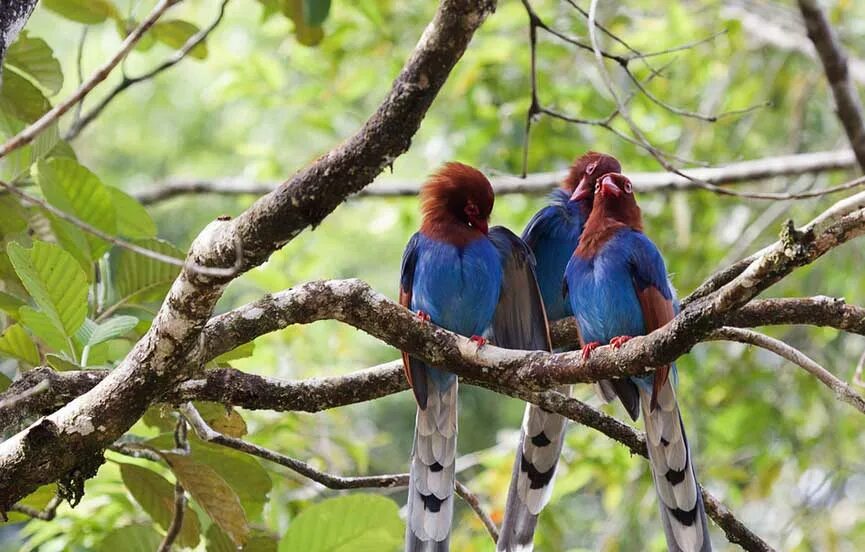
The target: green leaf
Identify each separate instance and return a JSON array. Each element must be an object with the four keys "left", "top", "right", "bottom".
[
  {"left": 0, "top": 69, "right": 50, "bottom": 122},
  {"left": 279, "top": 0, "right": 325, "bottom": 46},
  {"left": 77, "top": 315, "right": 138, "bottom": 348},
  {"left": 5, "top": 31, "right": 63, "bottom": 95},
  {"left": 119, "top": 463, "right": 201, "bottom": 549},
  {"left": 2, "top": 484, "right": 56, "bottom": 523},
  {"left": 195, "top": 402, "right": 248, "bottom": 438},
  {"left": 213, "top": 341, "right": 255, "bottom": 362},
  {"left": 0, "top": 113, "right": 60, "bottom": 183},
  {"left": 34, "top": 158, "right": 118, "bottom": 264},
  {"left": 46, "top": 353, "right": 83, "bottom": 371},
  {"left": 109, "top": 187, "right": 157, "bottom": 238},
  {"left": 151, "top": 20, "right": 208, "bottom": 59},
  {"left": 98, "top": 524, "right": 162, "bottom": 552},
  {"left": 19, "top": 307, "right": 69, "bottom": 351},
  {"left": 279, "top": 494, "right": 403, "bottom": 552},
  {"left": 208, "top": 525, "right": 278, "bottom": 552},
  {"left": 0, "top": 289, "right": 26, "bottom": 315},
  {"left": 0, "top": 323, "right": 39, "bottom": 364},
  {"left": 164, "top": 452, "right": 250, "bottom": 547},
  {"left": 302, "top": 0, "right": 331, "bottom": 26},
  {"left": 109, "top": 238, "right": 182, "bottom": 307},
  {"left": 43, "top": 0, "right": 120, "bottom": 24},
  {"left": 148, "top": 434, "right": 272, "bottom": 518},
  {"left": 0, "top": 373, "right": 8, "bottom": 392},
  {"left": 8, "top": 241, "right": 88, "bottom": 338}
]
